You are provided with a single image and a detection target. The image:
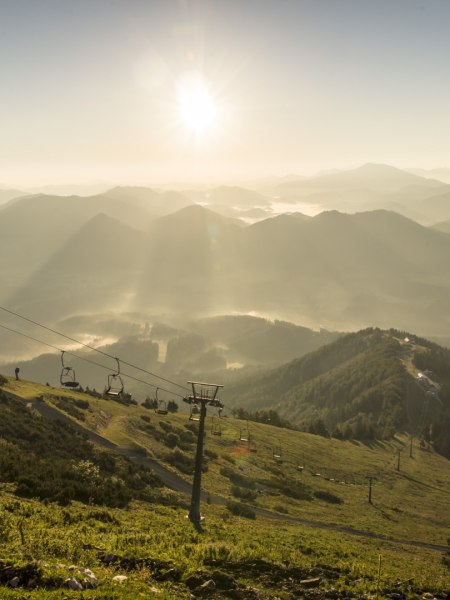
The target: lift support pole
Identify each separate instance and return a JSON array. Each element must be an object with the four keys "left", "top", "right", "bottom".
[{"left": 183, "top": 381, "right": 223, "bottom": 528}]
